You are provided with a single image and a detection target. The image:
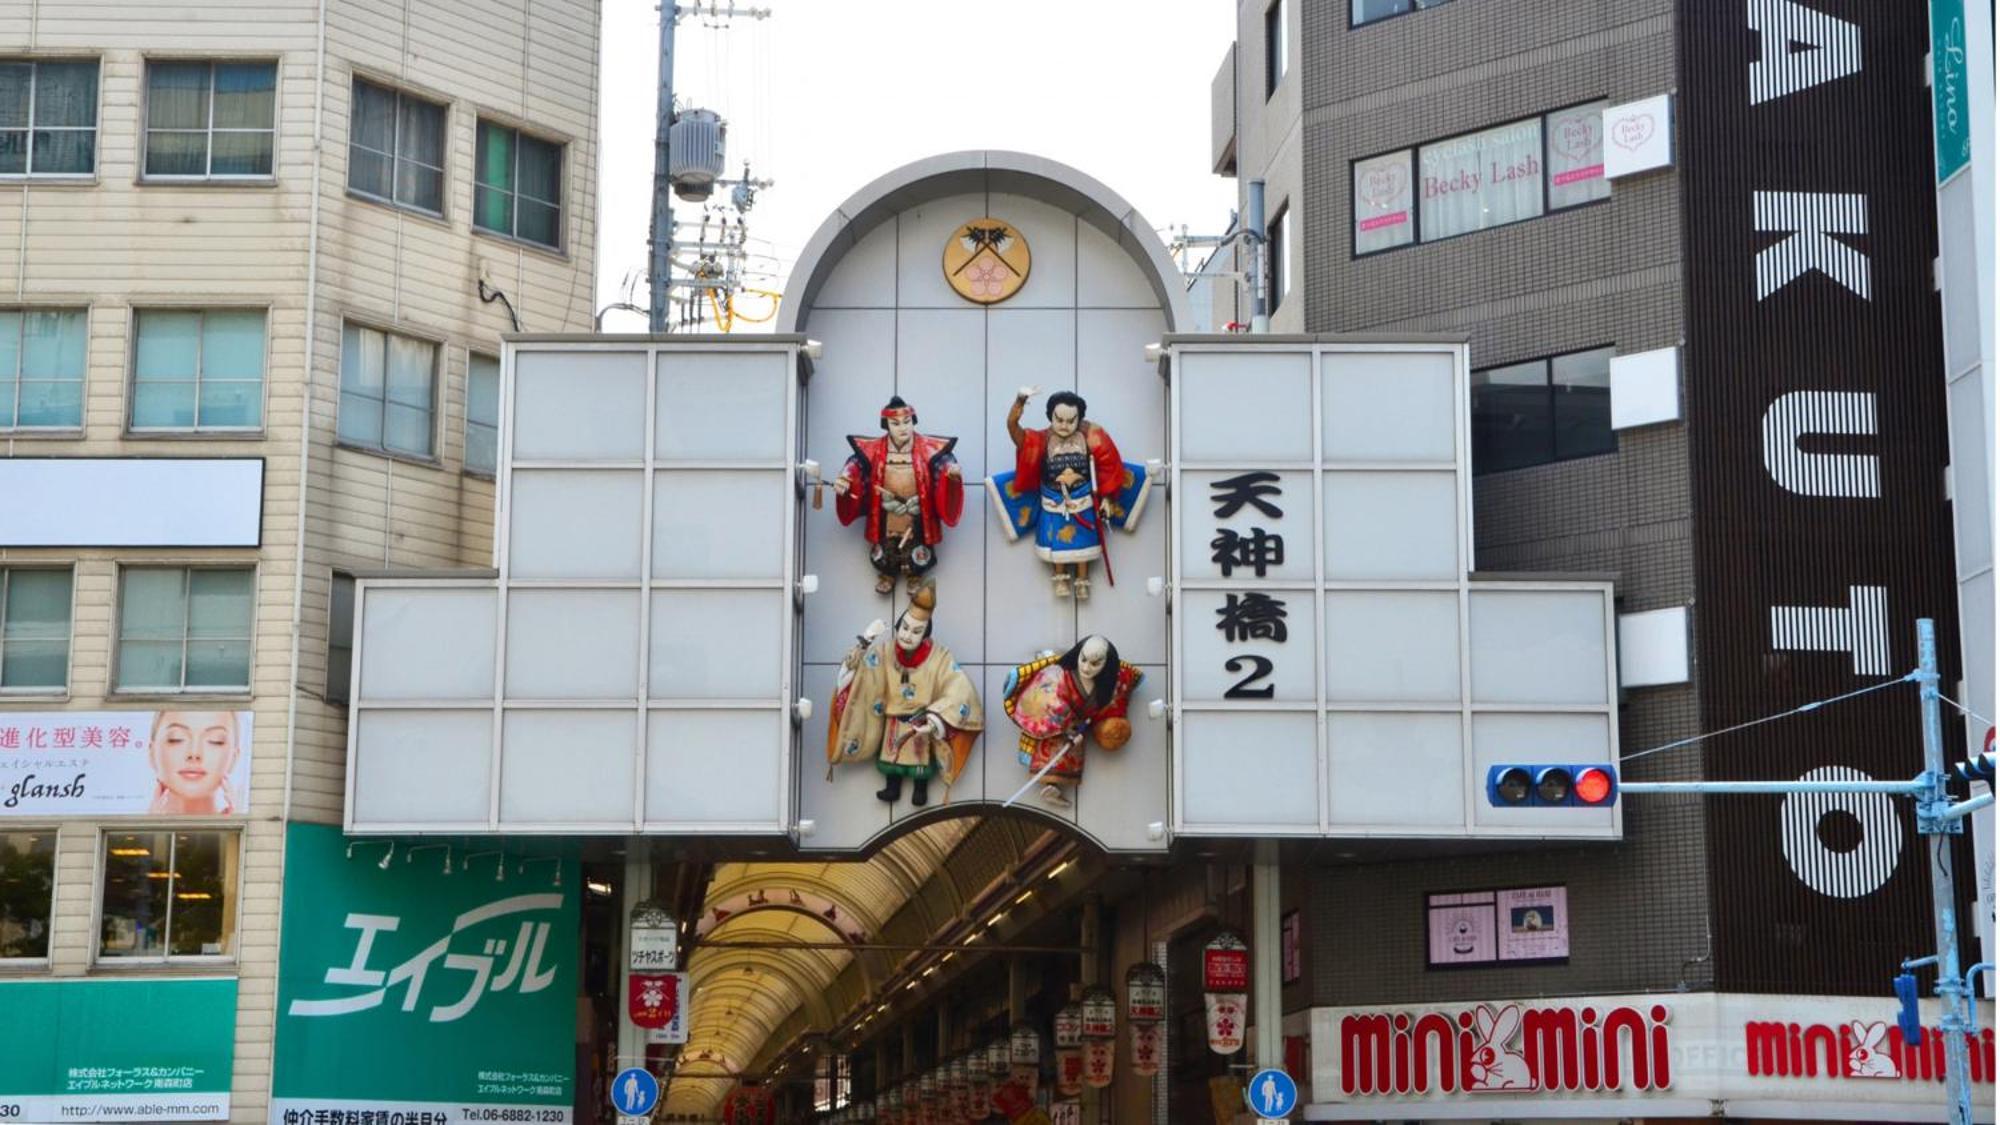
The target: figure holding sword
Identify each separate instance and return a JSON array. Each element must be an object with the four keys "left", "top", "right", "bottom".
[
  {"left": 825, "top": 580, "right": 984, "bottom": 807},
  {"left": 989, "top": 387, "right": 1151, "bottom": 599}
]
